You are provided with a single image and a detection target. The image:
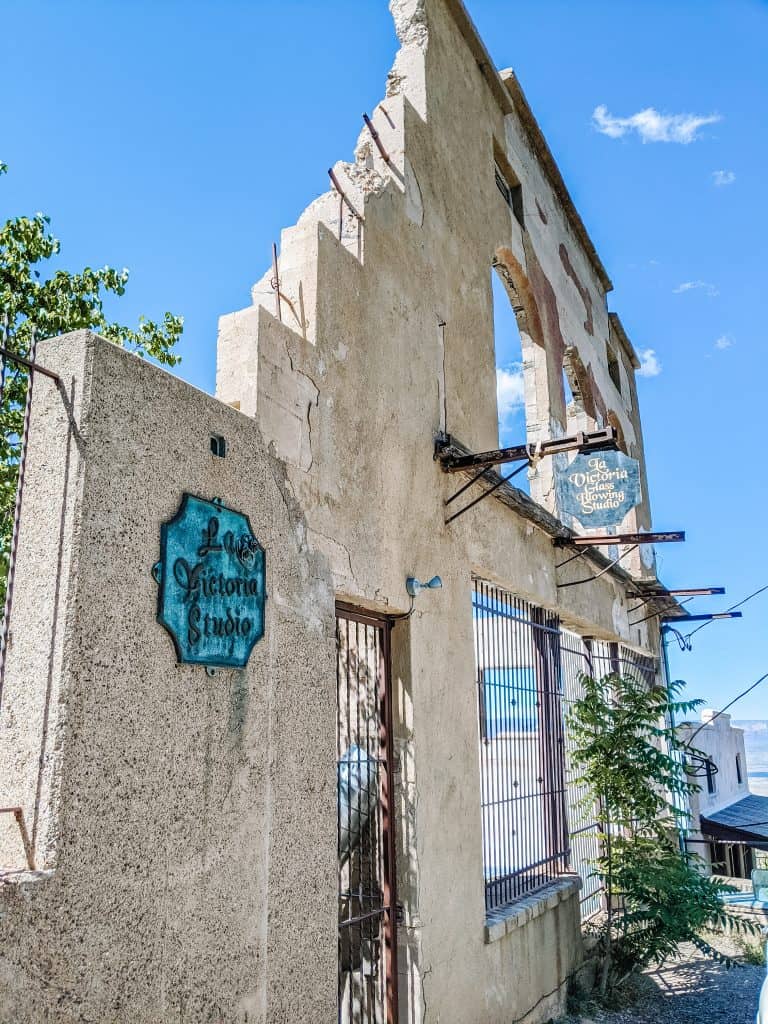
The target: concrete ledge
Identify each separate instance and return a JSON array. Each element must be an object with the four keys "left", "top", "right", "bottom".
[{"left": 484, "top": 875, "right": 582, "bottom": 944}]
